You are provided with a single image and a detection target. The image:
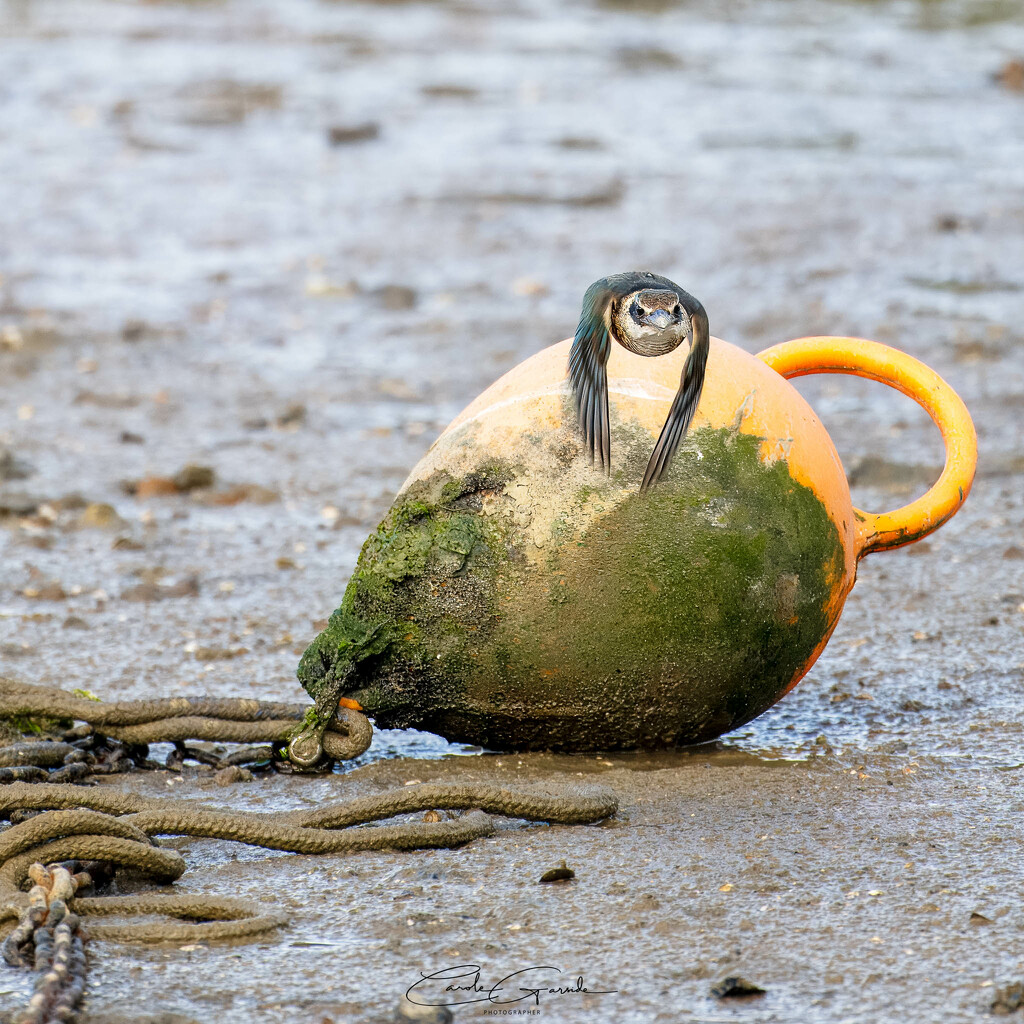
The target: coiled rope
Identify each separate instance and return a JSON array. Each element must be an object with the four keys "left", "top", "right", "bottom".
[{"left": 0, "top": 679, "right": 618, "bottom": 1022}]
